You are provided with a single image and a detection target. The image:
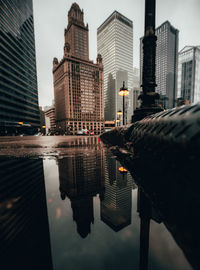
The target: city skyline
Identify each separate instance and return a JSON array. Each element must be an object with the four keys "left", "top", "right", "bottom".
[{"left": 33, "top": 0, "right": 200, "bottom": 108}]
